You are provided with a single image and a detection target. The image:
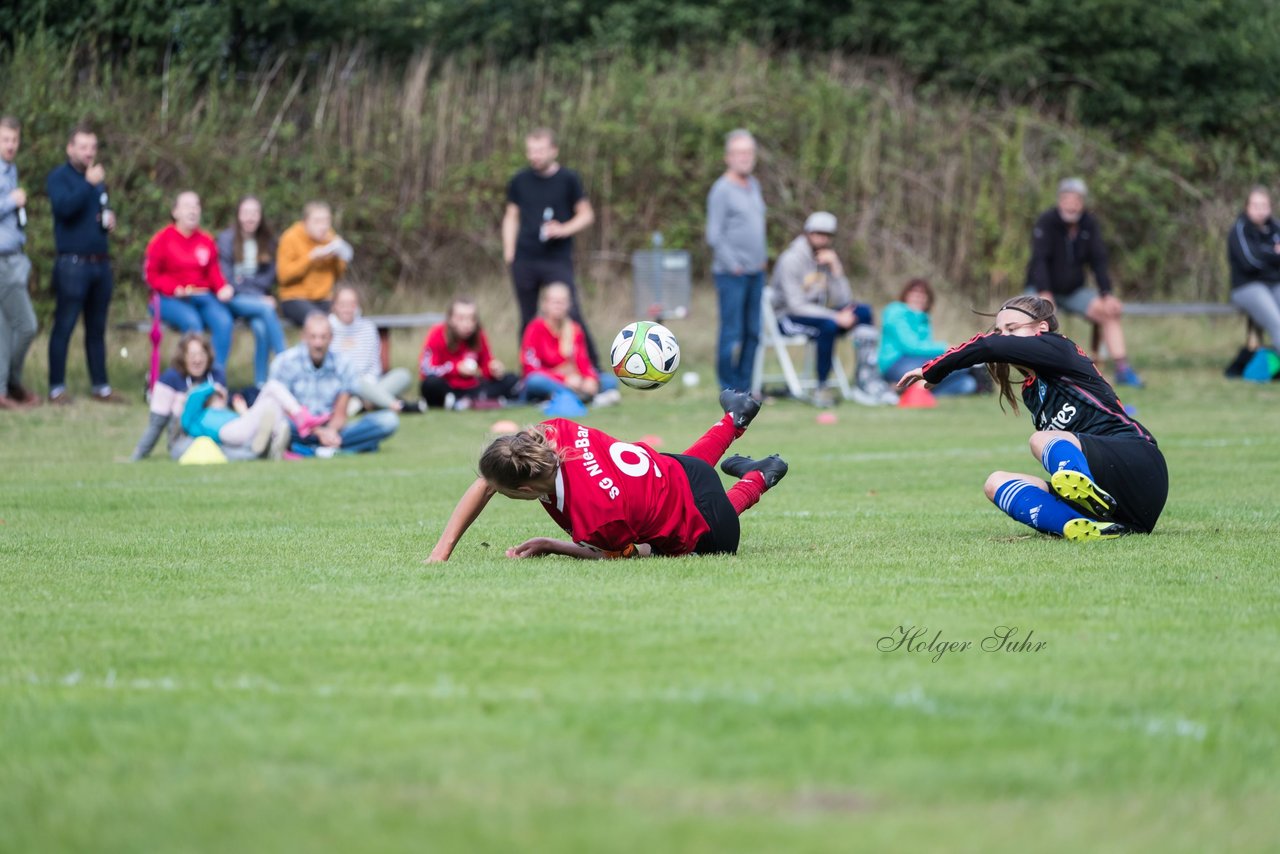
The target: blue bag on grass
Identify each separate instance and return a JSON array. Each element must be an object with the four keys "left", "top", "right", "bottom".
[
  {"left": 542, "top": 388, "right": 589, "bottom": 417},
  {"left": 1242, "top": 348, "right": 1280, "bottom": 383}
]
